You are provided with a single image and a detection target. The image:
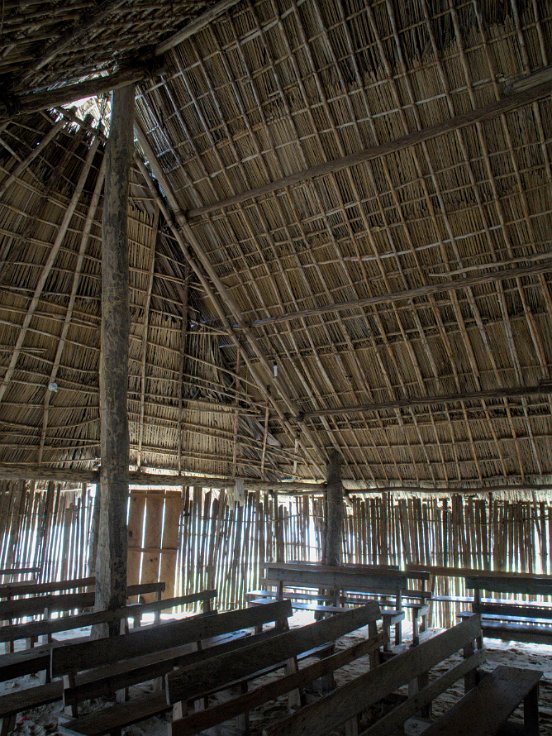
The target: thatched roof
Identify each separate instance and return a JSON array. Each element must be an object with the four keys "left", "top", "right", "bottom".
[{"left": 0, "top": 1, "right": 551, "bottom": 491}]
